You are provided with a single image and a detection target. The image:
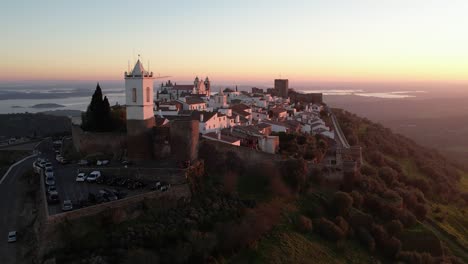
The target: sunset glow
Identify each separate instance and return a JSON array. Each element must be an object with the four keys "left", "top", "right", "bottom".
[{"left": 2, "top": 0, "right": 468, "bottom": 83}]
